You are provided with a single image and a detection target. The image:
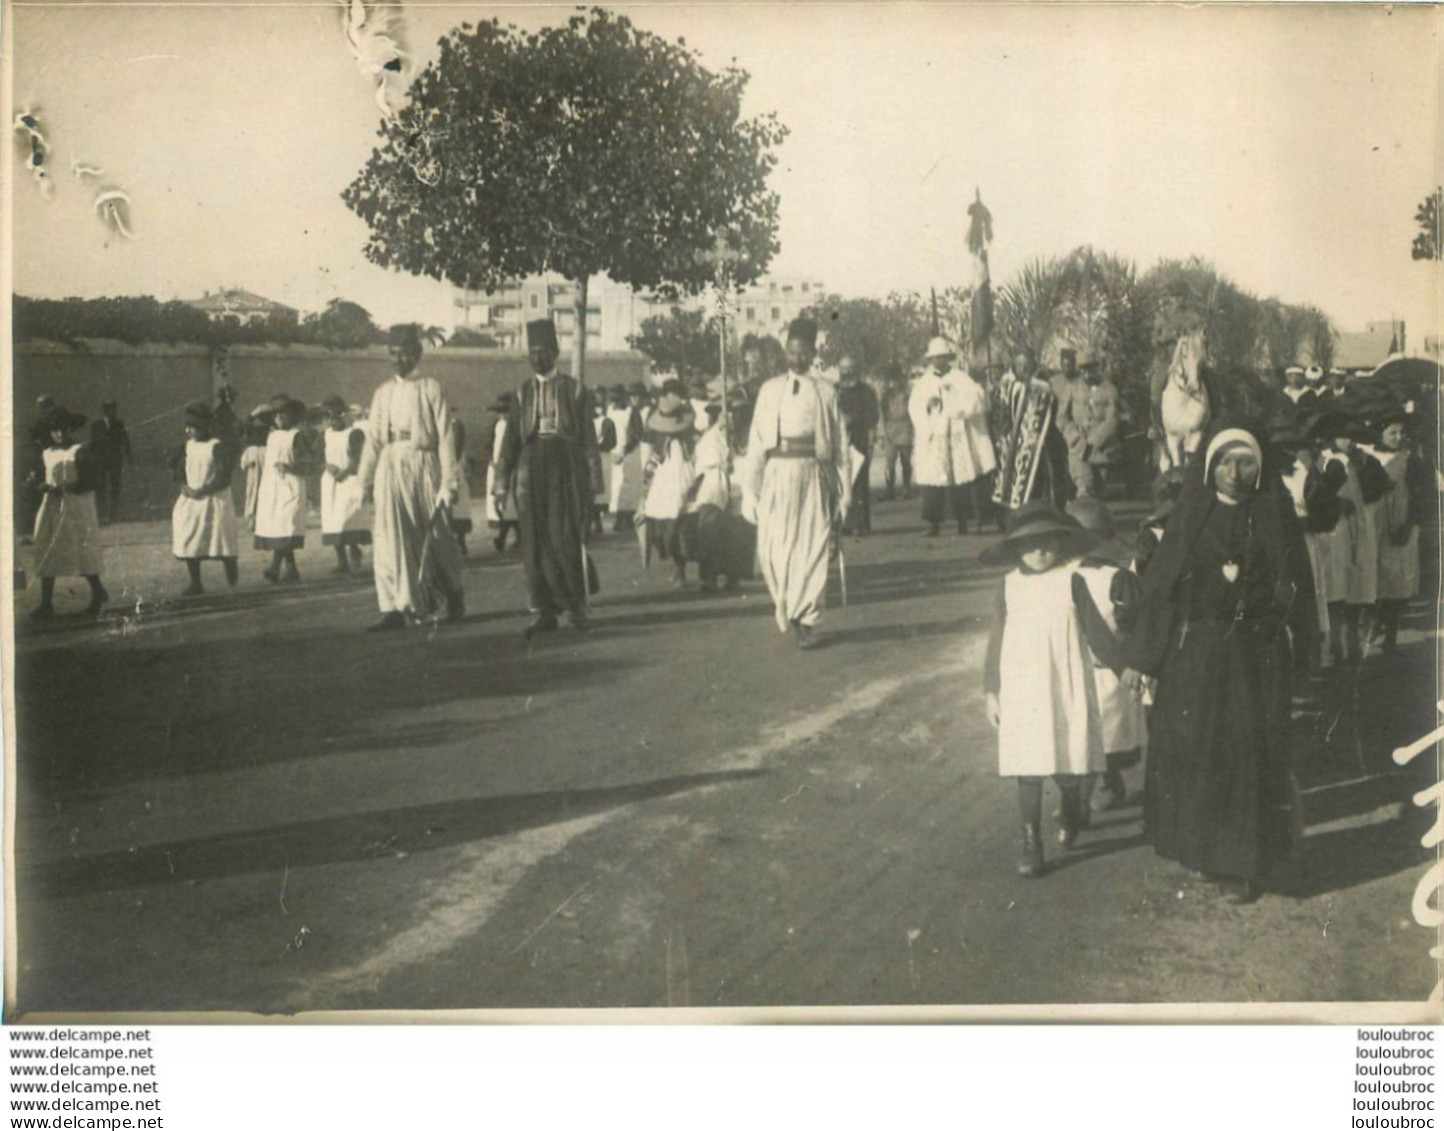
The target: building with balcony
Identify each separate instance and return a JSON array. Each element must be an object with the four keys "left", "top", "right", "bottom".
[{"left": 453, "top": 274, "right": 669, "bottom": 353}]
